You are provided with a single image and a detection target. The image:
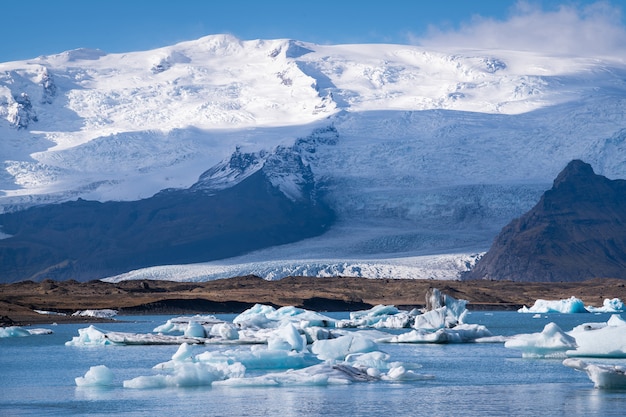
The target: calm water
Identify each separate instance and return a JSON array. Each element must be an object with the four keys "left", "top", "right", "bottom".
[{"left": 2, "top": 311, "right": 626, "bottom": 417}]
